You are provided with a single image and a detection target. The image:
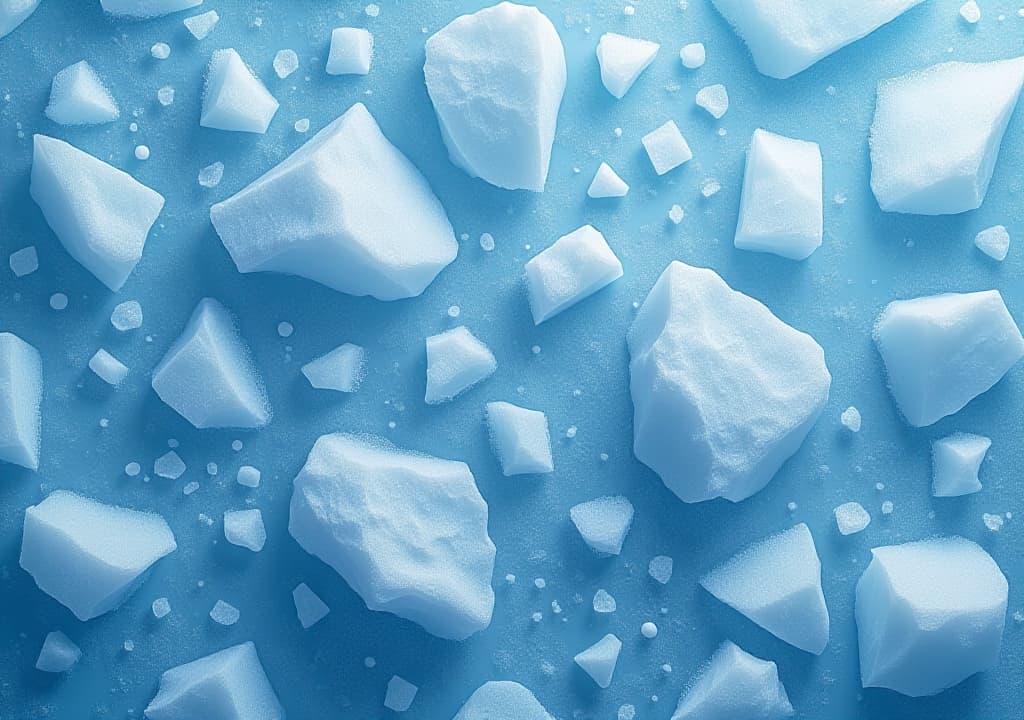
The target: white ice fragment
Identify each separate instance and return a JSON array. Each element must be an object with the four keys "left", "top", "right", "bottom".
[
  {"left": 485, "top": 401, "right": 553, "bottom": 475},
  {"left": 424, "top": 2, "right": 566, "bottom": 191},
  {"left": 642, "top": 120, "right": 692, "bottom": 175},
  {"left": 574, "top": 634, "right": 621, "bottom": 689},
  {"left": 326, "top": 28, "right": 373, "bottom": 76},
  {"left": 975, "top": 225, "right": 1010, "bottom": 261},
  {"left": 197, "top": 161, "right": 223, "bottom": 188},
  {"left": 596, "top": 32, "right": 659, "bottom": 99},
  {"left": 701, "top": 178, "right": 722, "bottom": 197},
  {"left": 223, "top": 509, "right": 266, "bottom": 552},
  {"left": 384, "top": 676, "right": 418, "bottom": 712},
  {"left": 201, "top": 49, "right": 278, "bottom": 134},
  {"left": 679, "top": 43, "right": 705, "bottom": 69},
  {"left": 100, "top": 0, "right": 202, "bottom": 18},
  {"left": 960, "top": 1, "right": 981, "bottom": 24},
  {"left": 592, "top": 589, "right": 617, "bottom": 613},
  {"left": 587, "top": 162, "right": 629, "bottom": 198},
  {"left": 154, "top": 450, "right": 185, "bottom": 479},
  {"left": 629, "top": 262, "right": 830, "bottom": 503},
  {"left": 454, "top": 682, "right": 553, "bottom": 720},
  {"left": 425, "top": 326, "right": 496, "bottom": 404},
  {"left": 834, "top": 502, "right": 871, "bottom": 535},
  {"left": 157, "top": 86, "right": 174, "bottom": 106},
  {"left": 111, "top": 300, "right": 143, "bottom": 331},
  {"left": 841, "top": 406, "right": 862, "bottom": 432},
  {"left": 856, "top": 538, "right": 1008, "bottom": 696},
  {"left": 273, "top": 49, "right": 299, "bottom": 79},
  {"left": 36, "top": 631, "right": 81, "bottom": 673},
  {"left": 184, "top": 9, "right": 218, "bottom": 39},
  {"left": 152, "top": 597, "right": 171, "bottom": 618},
  {"left": 668, "top": 204, "right": 684, "bottom": 224},
  {"left": 983, "top": 513, "right": 1003, "bottom": 531},
  {"left": 20, "top": 490, "right": 176, "bottom": 621},
  {"left": 874, "top": 291, "right": 1024, "bottom": 426},
  {"left": 89, "top": 348, "right": 128, "bottom": 386},
  {"left": 45, "top": 61, "right": 119, "bottom": 126},
  {"left": 182, "top": 481, "right": 199, "bottom": 495},
  {"left": 932, "top": 433, "right": 990, "bottom": 497},
  {"left": 151, "top": 42, "right": 170, "bottom": 60},
  {"left": 570, "top": 496, "right": 634, "bottom": 556},
  {"left": 701, "top": 524, "right": 829, "bottom": 654},
  {"left": 525, "top": 225, "right": 623, "bottom": 324},
  {"left": 695, "top": 84, "right": 729, "bottom": 118},
  {"left": 9, "top": 246, "right": 37, "bottom": 277},
  {"left": 301, "top": 343, "right": 367, "bottom": 393},
  {"left": 209, "top": 599, "right": 239, "bottom": 626},
  {"left": 0, "top": 333, "right": 43, "bottom": 469},
  {"left": 237, "top": 465, "right": 261, "bottom": 487},
  {"left": 292, "top": 583, "right": 330, "bottom": 629},
  {"left": 0, "top": 0, "right": 40, "bottom": 39},
  {"left": 649, "top": 555, "right": 673, "bottom": 584}
]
